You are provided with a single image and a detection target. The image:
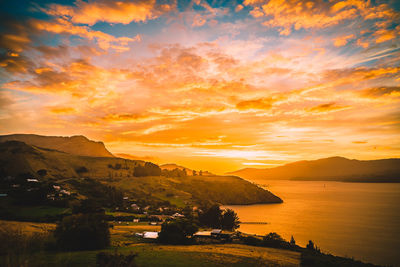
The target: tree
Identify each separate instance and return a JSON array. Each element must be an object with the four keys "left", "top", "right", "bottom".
[
  {"left": 54, "top": 213, "right": 110, "bottom": 250},
  {"left": 262, "top": 232, "right": 287, "bottom": 248},
  {"left": 221, "top": 209, "right": 240, "bottom": 230},
  {"left": 192, "top": 170, "right": 197, "bottom": 176},
  {"left": 133, "top": 162, "right": 161, "bottom": 177},
  {"left": 198, "top": 205, "right": 222, "bottom": 228},
  {"left": 158, "top": 218, "right": 198, "bottom": 244},
  {"left": 290, "top": 235, "right": 296, "bottom": 246},
  {"left": 36, "top": 169, "right": 47, "bottom": 176}
]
